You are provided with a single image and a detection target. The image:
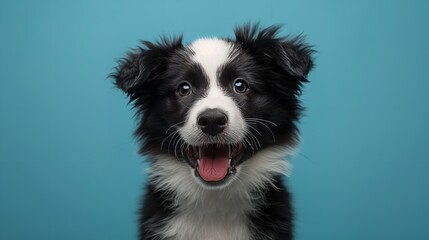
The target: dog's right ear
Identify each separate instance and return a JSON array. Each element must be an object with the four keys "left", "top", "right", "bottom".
[{"left": 111, "top": 36, "right": 183, "bottom": 95}]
